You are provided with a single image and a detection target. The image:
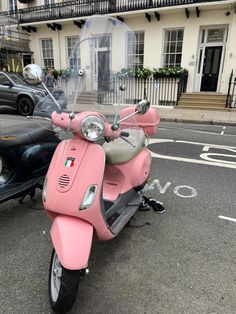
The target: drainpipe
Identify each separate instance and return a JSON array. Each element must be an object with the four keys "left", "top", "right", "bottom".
[{"left": 57, "top": 29, "right": 61, "bottom": 70}]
